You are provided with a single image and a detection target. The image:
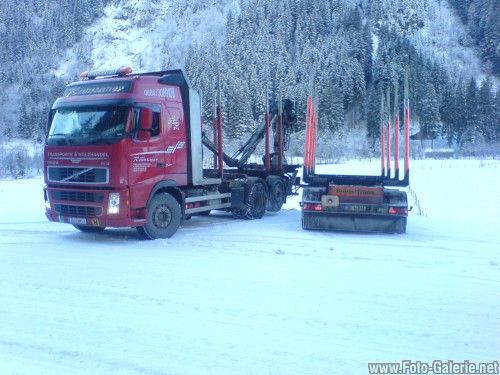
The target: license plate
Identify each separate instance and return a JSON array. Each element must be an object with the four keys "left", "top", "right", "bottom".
[
  {"left": 344, "top": 205, "right": 367, "bottom": 212},
  {"left": 67, "top": 217, "right": 87, "bottom": 225}
]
